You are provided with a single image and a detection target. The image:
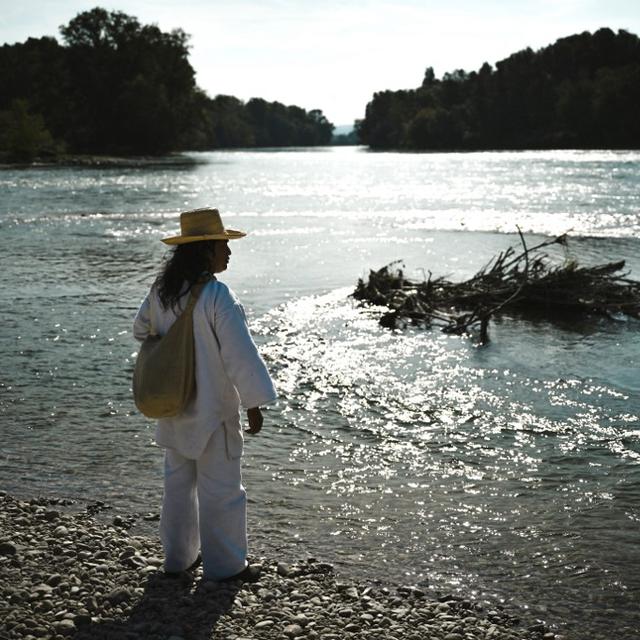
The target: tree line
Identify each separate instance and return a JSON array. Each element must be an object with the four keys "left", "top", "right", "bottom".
[
  {"left": 0, "top": 8, "right": 334, "bottom": 162},
  {"left": 356, "top": 28, "right": 640, "bottom": 150}
]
